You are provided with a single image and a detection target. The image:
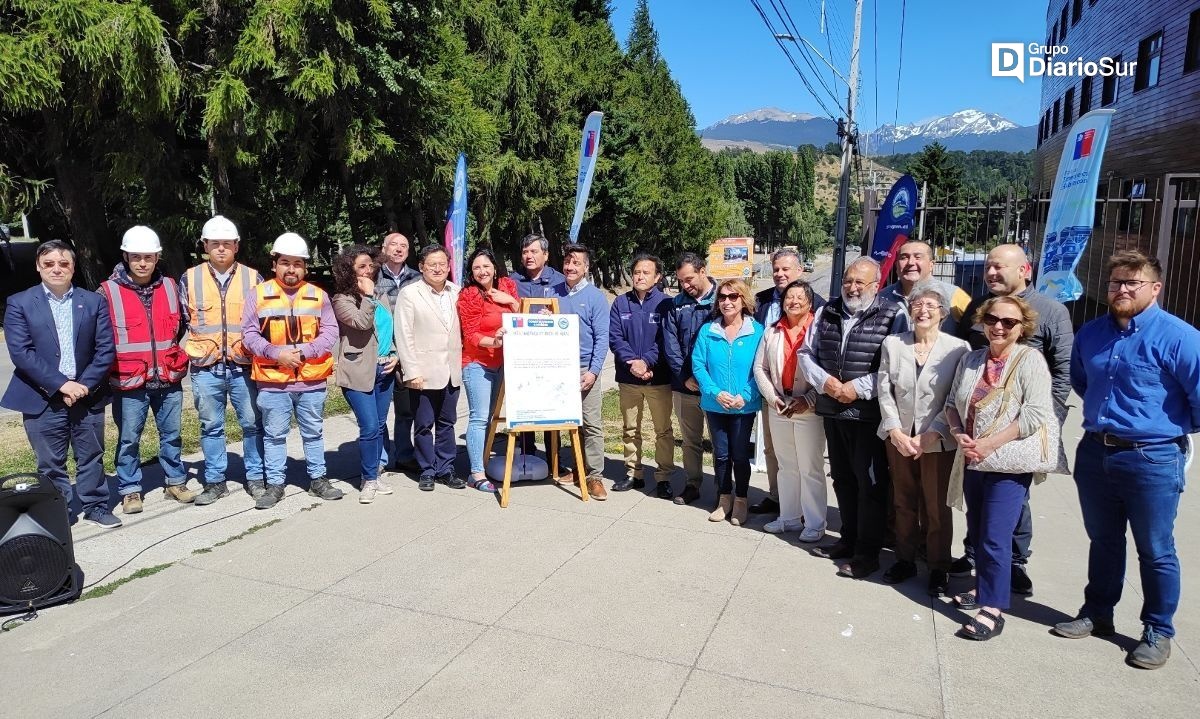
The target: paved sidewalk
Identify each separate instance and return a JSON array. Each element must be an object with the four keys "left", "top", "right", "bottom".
[{"left": 1, "top": 370, "right": 1198, "bottom": 717}]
